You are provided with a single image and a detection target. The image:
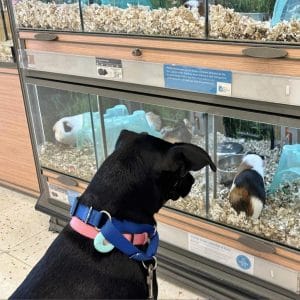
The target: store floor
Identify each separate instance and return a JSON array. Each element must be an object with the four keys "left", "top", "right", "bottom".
[{"left": 0, "top": 185, "right": 204, "bottom": 299}]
